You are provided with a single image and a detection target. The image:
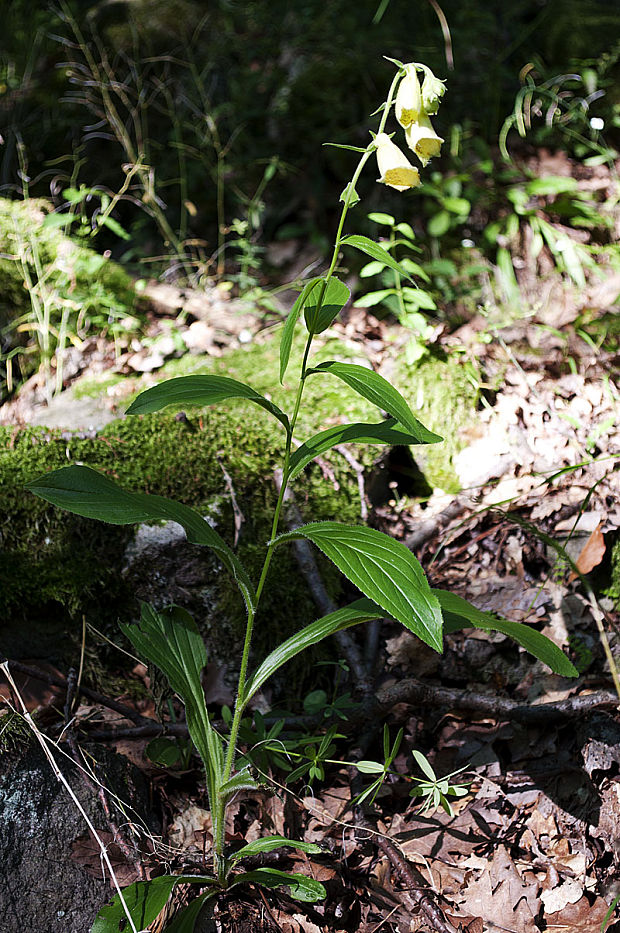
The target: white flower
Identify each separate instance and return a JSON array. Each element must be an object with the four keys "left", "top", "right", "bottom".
[
  {"left": 421, "top": 71, "right": 446, "bottom": 115},
  {"left": 374, "top": 133, "right": 421, "bottom": 191},
  {"left": 395, "top": 65, "right": 422, "bottom": 128},
  {"left": 405, "top": 114, "right": 444, "bottom": 166}
]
